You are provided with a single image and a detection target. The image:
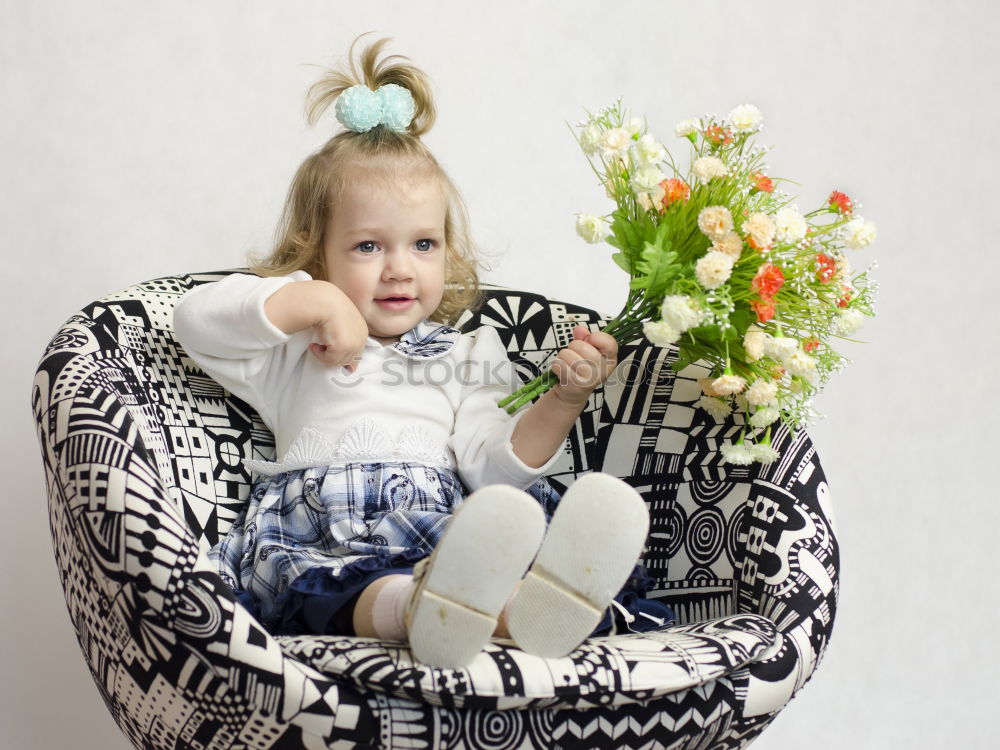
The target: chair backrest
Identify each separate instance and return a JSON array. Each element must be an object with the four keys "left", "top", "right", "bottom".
[{"left": 33, "top": 268, "right": 828, "bottom": 626}]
